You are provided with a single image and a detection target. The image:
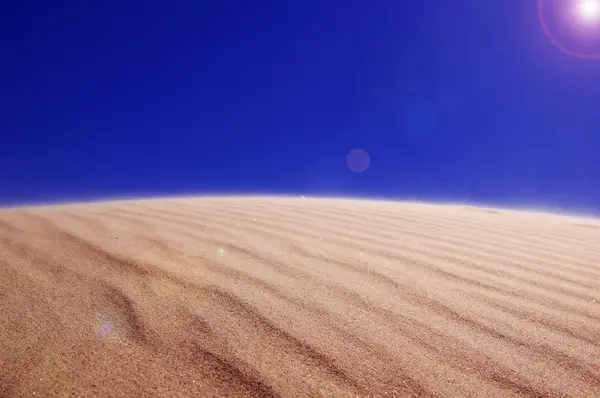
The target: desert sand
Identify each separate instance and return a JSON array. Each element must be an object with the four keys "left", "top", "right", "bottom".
[{"left": 0, "top": 196, "right": 599, "bottom": 397}]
